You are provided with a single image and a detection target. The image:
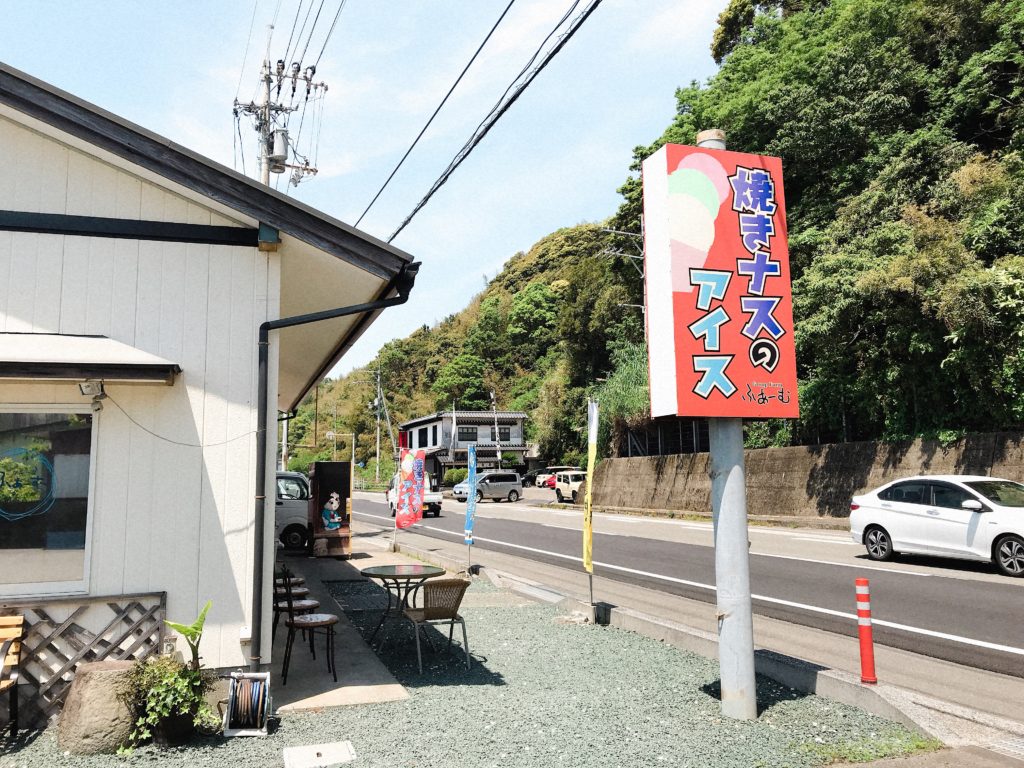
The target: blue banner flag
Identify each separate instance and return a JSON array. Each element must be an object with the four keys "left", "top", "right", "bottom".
[{"left": 464, "top": 444, "right": 477, "bottom": 544}]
